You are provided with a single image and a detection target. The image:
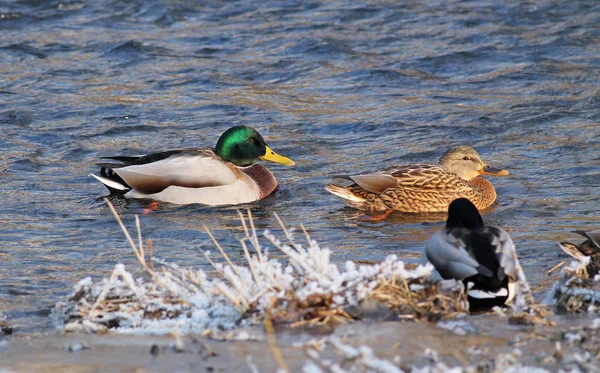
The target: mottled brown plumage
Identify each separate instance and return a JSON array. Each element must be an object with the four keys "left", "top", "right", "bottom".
[
  {"left": 325, "top": 146, "right": 510, "bottom": 213},
  {"left": 559, "top": 231, "right": 600, "bottom": 276}
]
